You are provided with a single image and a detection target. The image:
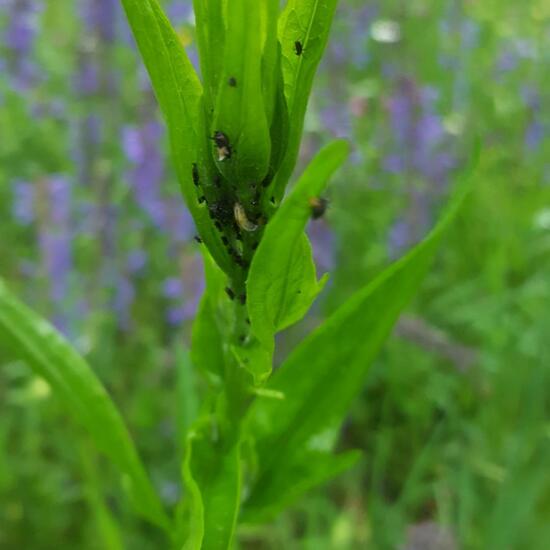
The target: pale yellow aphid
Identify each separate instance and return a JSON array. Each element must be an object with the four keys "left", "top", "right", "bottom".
[{"left": 234, "top": 203, "right": 258, "bottom": 232}]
